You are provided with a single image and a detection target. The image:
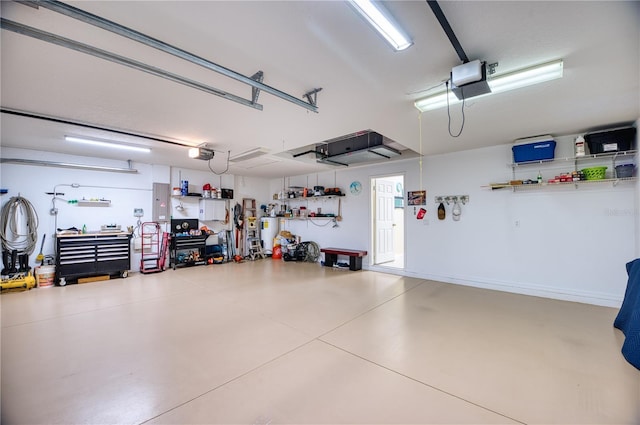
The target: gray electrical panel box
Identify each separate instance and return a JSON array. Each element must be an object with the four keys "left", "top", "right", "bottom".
[{"left": 152, "top": 183, "right": 170, "bottom": 222}]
